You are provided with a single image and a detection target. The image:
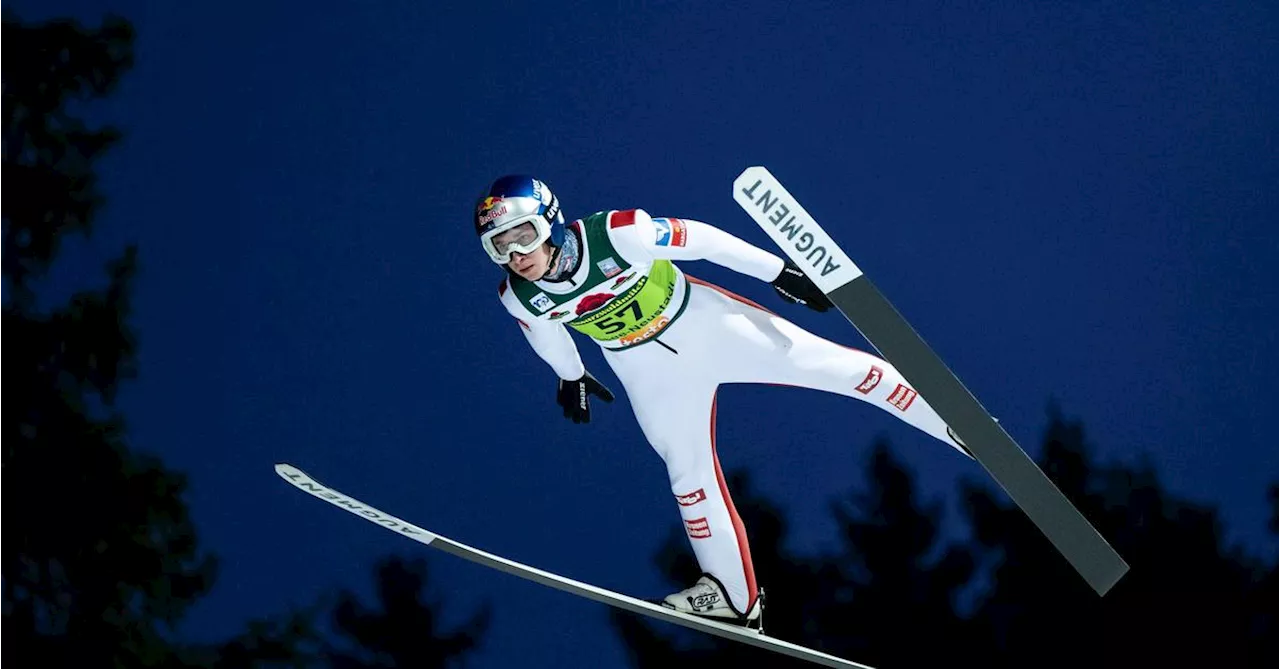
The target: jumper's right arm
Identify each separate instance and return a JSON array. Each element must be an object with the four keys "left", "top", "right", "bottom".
[{"left": 499, "top": 281, "right": 586, "bottom": 381}]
